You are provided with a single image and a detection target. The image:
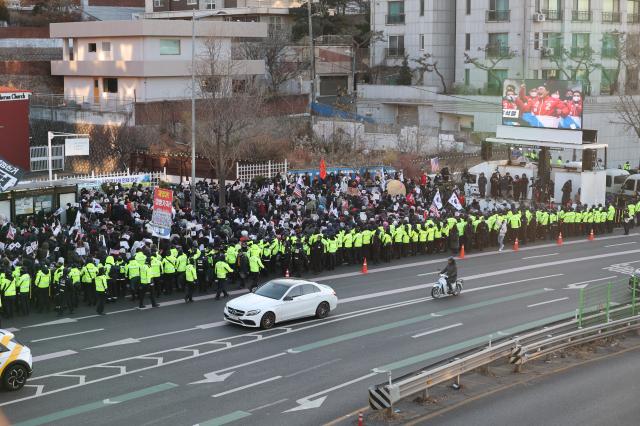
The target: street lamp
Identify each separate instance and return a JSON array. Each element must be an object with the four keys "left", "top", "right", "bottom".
[
  {"left": 46, "top": 131, "right": 89, "bottom": 181},
  {"left": 191, "top": 9, "right": 198, "bottom": 210}
]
